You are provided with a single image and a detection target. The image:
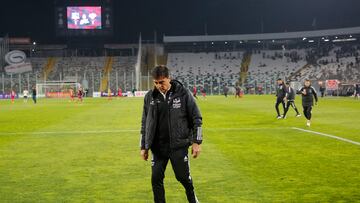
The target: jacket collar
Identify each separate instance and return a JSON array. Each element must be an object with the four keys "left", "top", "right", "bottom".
[{"left": 151, "top": 80, "right": 186, "bottom": 99}]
